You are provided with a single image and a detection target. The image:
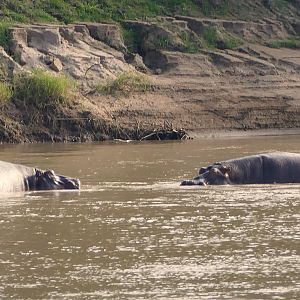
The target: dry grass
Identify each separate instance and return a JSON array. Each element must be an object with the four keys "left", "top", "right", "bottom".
[{"left": 96, "top": 71, "right": 151, "bottom": 97}]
